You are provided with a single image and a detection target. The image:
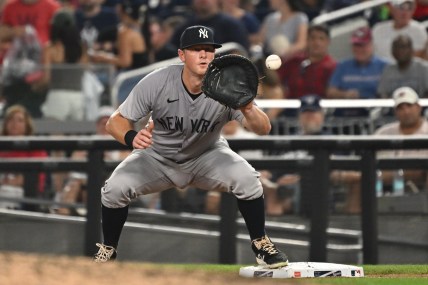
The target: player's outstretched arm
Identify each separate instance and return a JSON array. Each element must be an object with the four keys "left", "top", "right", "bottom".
[
  {"left": 106, "top": 110, "right": 153, "bottom": 149},
  {"left": 240, "top": 101, "right": 271, "bottom": 135}
]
